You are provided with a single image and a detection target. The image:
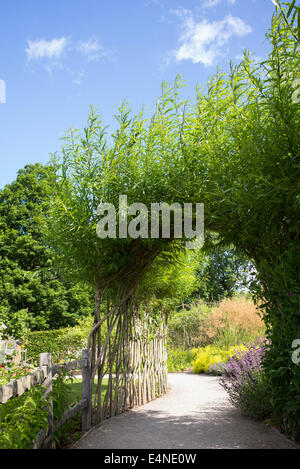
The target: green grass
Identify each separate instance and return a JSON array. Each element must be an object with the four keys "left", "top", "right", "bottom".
[
  {"left": 64, "top": 377, "right": 108, "bottom": 403},
  {"left": 54, "top": 377, "right": 108, "bottom": 449}
]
